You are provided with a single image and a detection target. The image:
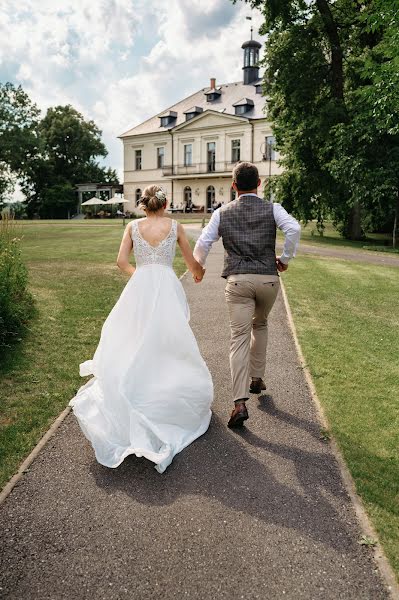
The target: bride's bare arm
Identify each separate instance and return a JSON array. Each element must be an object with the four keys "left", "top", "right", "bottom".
[
  {"left": 177, "top": 223, "right": 205, "bottom": 281},
  {"left": 116, "top": 223, "right": 136, "bottom": 276}
]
